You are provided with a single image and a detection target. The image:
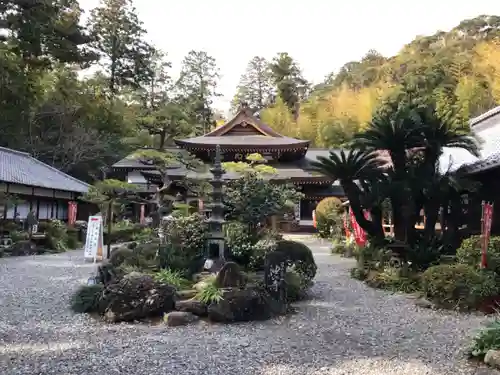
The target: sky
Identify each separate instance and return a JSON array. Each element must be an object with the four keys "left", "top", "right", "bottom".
[{"left": 79, "top": 0, "right": 500, "bottom": 113}]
